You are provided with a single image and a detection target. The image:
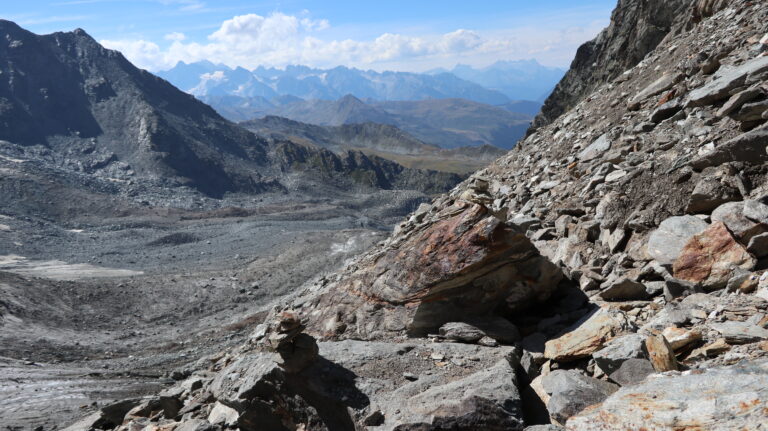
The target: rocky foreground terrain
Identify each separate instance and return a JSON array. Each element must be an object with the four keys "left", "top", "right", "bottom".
[{"left": 6, "top": 0, "right": 768, "bottom": 430}]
